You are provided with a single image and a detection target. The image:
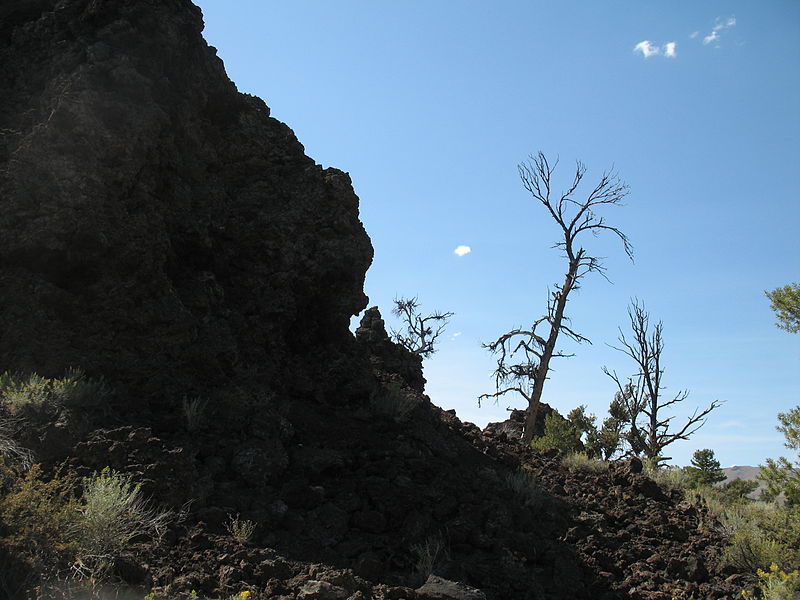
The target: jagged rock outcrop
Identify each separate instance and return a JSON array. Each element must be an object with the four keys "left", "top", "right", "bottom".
[
  {"left": 356, "top": 306, "right": 426, "bottom": 394},
  {"left": 0, "top": 0, "right": 372, "bottom": 409}
]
